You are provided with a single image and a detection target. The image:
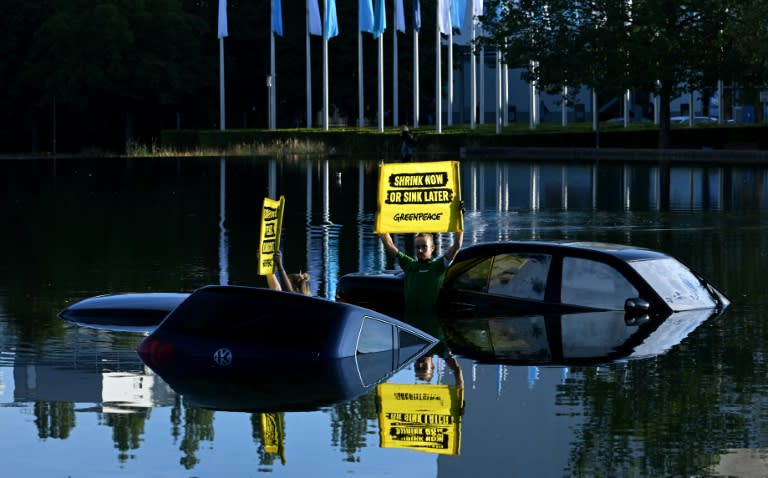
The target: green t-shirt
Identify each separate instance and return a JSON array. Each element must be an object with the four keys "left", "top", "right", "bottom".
[{"left": 397, "top": 252, "right": 449, "bottom": 316}]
